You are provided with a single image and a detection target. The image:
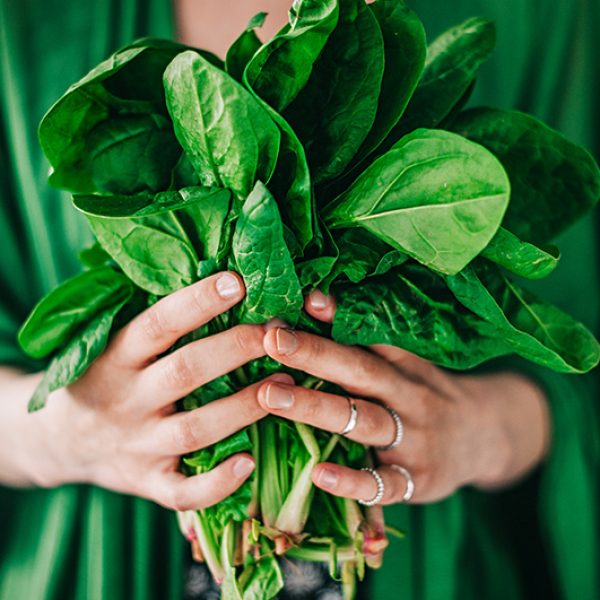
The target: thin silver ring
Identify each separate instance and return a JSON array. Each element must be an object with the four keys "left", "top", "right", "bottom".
[
  {"left": 375, "top": 405, "right": 404, "bottom": 451},
  {"left": 340, "top": 397, "right": 358, "bottom": 435},
  {"left": 358, "top": 467, "right": 385, "bottom": 506},
  {"left": 388, "top": 464, "right": 415, "bottom": 503}
]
